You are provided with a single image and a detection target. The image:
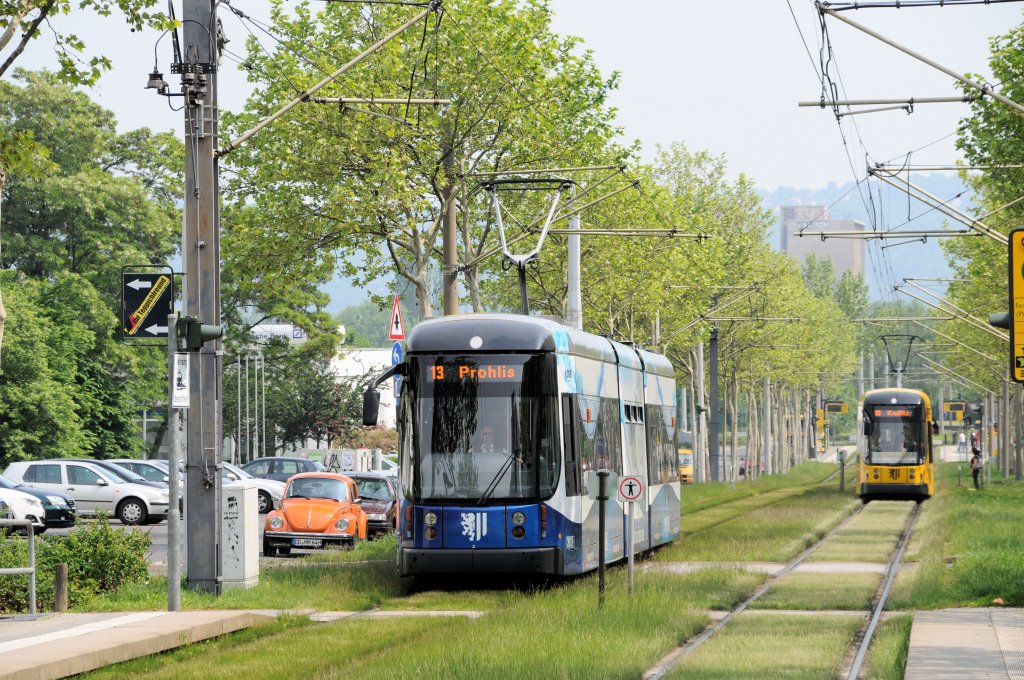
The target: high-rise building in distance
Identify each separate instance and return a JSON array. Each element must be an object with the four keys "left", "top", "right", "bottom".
[{"left": 780, "top": 205, "right": 865, "bottom": 279}]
